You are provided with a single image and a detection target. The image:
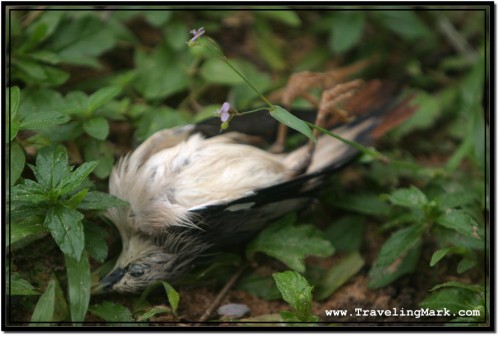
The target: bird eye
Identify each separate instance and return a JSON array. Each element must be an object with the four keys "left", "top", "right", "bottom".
[{"left": 128, "top": 263, "right": 148, "bottom": 278}]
